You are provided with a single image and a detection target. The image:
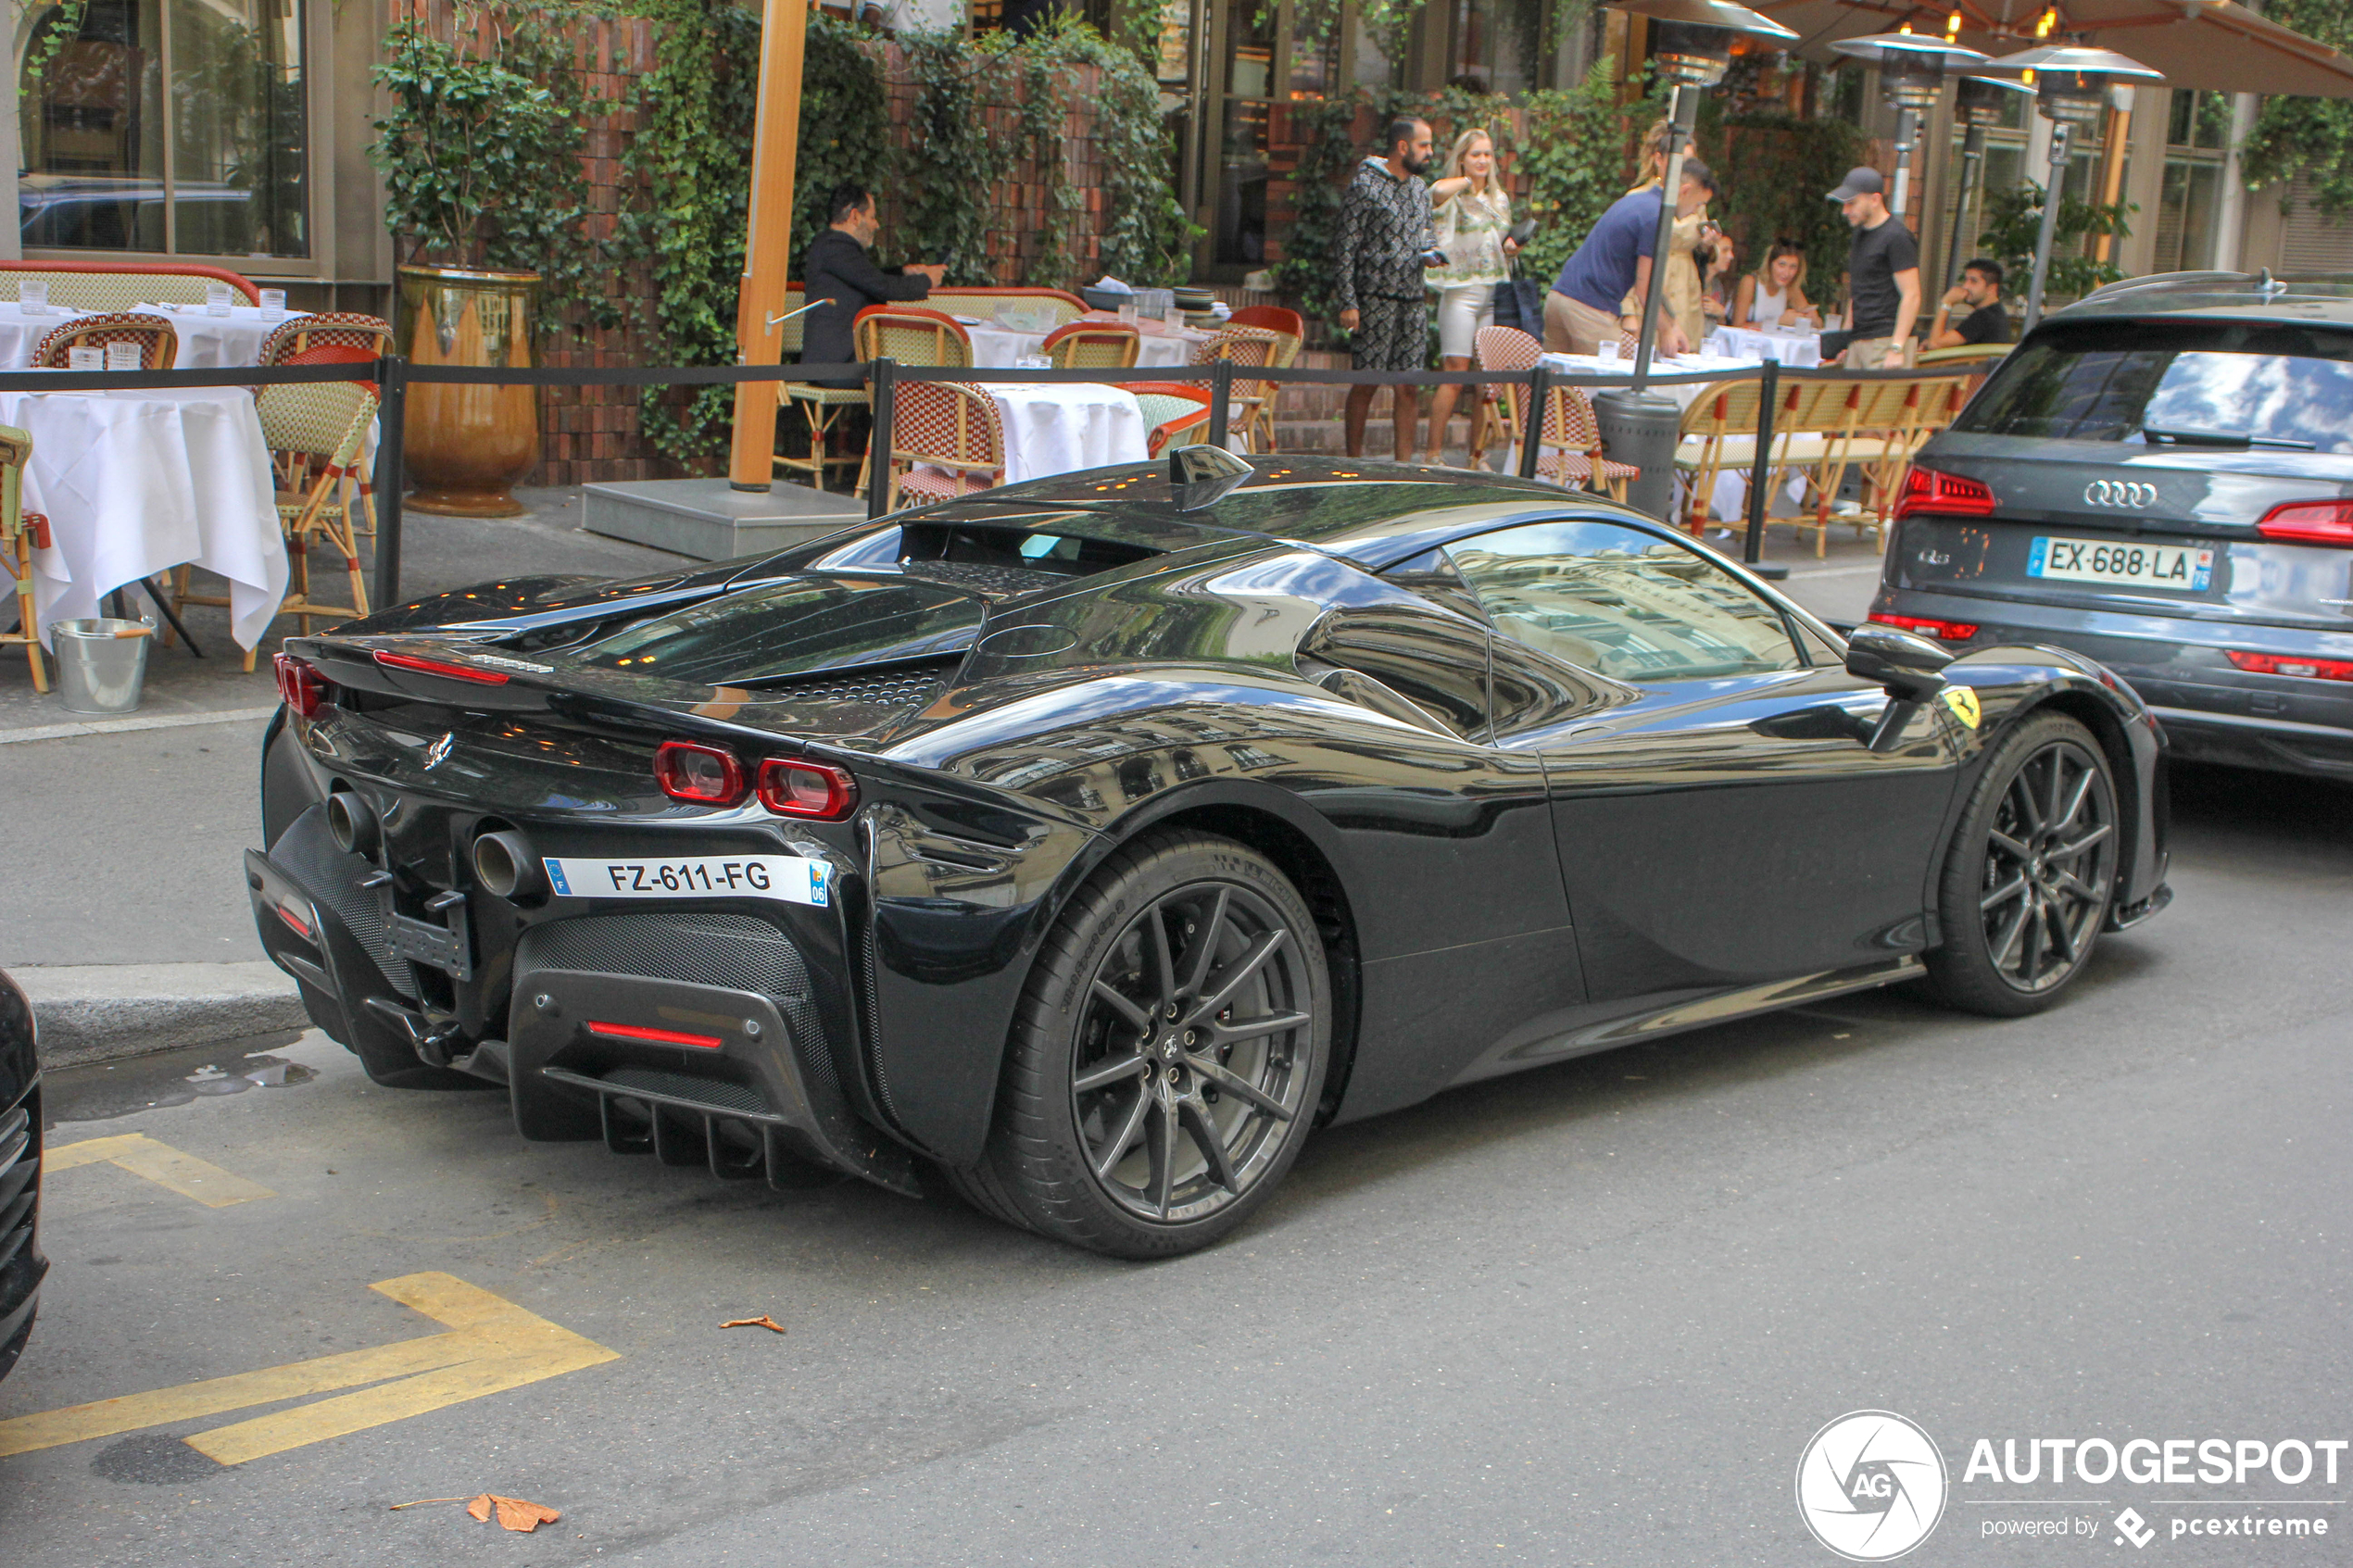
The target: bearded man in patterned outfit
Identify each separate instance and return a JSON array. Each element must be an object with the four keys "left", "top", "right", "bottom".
[{"left": 1333, "top": 117, "right": 1436, "bottom": 459}]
